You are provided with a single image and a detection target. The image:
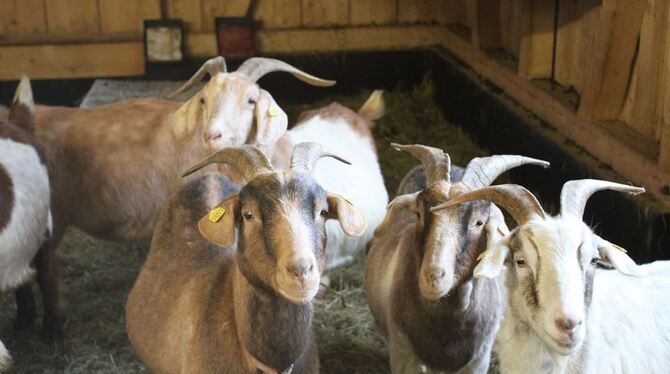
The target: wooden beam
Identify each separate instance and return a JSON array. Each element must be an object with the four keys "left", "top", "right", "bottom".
[
  {"left": 439, "top": 27, "right": 670, "bottom": 207},
  {"left": 0, "top": 42, "right": 144, "bottom": 80},
  {"left": 302, "top": 0, "right": 349, "bottom": 27},
  {"left": 518, "top": 0, "right": 555, "bottom": 79},
  {"left": 0, "top": 0, "right": 47, "bottom": 37},
  {"left": 44, "top": 0, "right": 100, "bottom": 34},
  {"left": 578, "top": 0, "right": 647, "bottom": 122}
]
